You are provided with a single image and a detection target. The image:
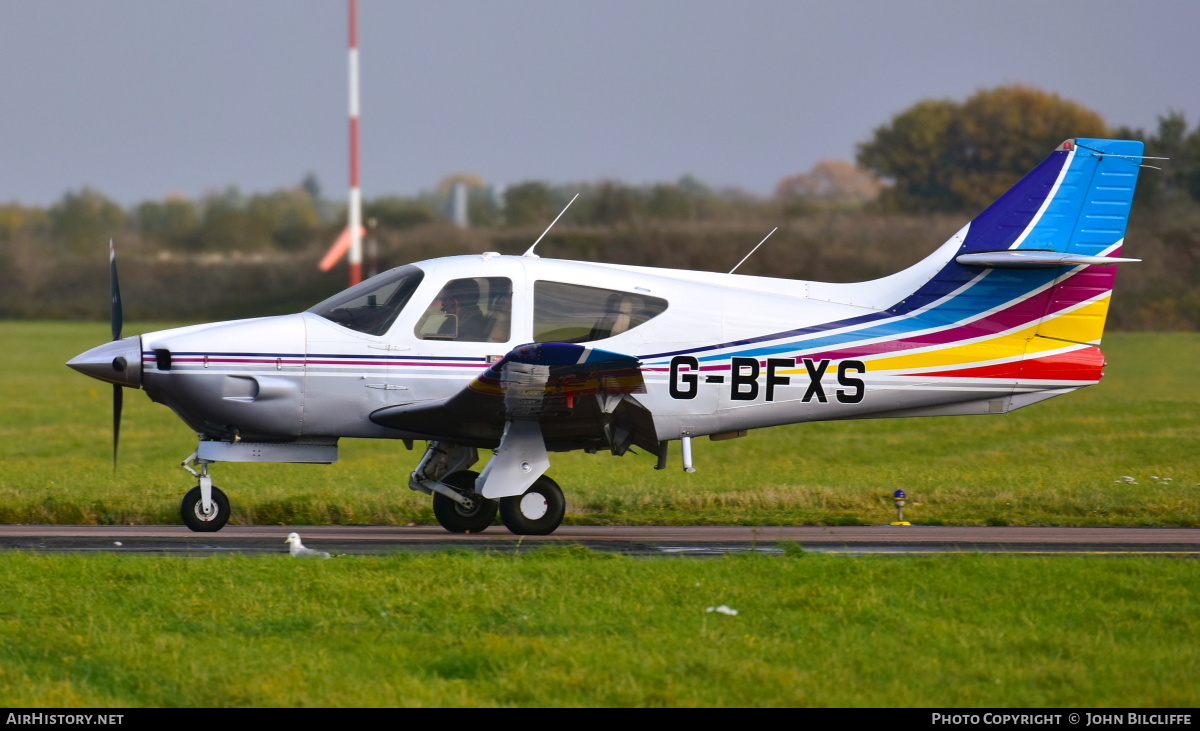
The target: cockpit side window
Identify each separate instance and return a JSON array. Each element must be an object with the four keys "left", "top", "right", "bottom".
[
  {"left": 533, "top": 281, "right": 668, "bottom": 343},
  {"left": 415, "top": 277, "right": 512, "bottom": 342},
  {"left": 307, "top": 265, "right": 424, "bottom": 336}
]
